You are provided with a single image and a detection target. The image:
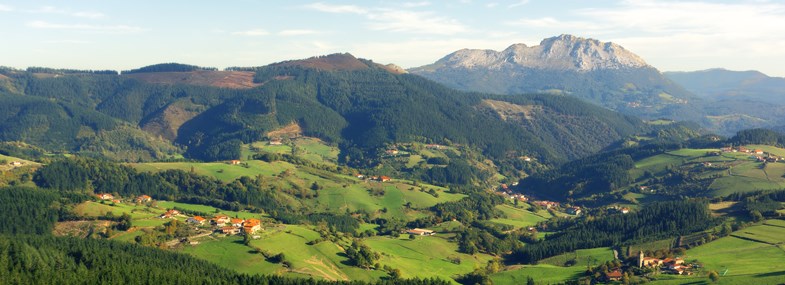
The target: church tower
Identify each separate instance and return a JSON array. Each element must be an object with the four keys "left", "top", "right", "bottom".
[{"left": 638, "top": 251, "right": 645, "bottom": 268}]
